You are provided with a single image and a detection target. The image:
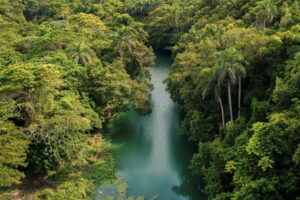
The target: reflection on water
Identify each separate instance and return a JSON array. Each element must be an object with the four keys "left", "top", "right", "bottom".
[{"left": 108, "top": 54, "right": 205, "bottom": 200}]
